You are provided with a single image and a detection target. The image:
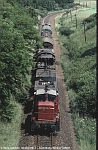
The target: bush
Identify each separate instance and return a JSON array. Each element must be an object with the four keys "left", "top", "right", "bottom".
[
  {"left": 59, "top": 26, "right": 74, "bottom": 36},
  {"left": 86, "top": 23, "right": 95, "bottom": 31},
  {"left": 84, "top": 13, "right": 96, "bottom": 24}
]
